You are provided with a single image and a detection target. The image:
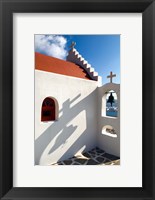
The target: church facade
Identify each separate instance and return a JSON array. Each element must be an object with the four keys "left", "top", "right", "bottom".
[{"left": 35, "top": 45, "right": 120, "bottom": 165}]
